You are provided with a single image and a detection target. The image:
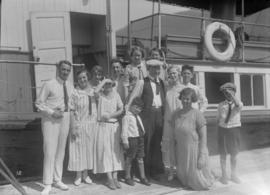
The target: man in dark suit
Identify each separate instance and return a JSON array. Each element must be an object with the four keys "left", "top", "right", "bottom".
[{"left": 126, "top": 59, "right": 165, "bottom": 180}]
